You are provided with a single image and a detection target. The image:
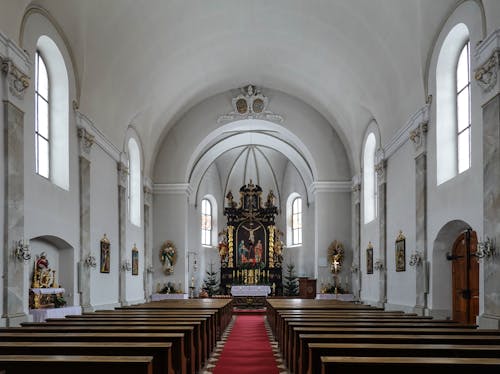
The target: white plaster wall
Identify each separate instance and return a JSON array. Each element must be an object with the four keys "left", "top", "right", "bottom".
[
  {"left": 426, "top": 1, "right": 484, "bottom": 313},
  {"left": 385, "top": 141, "right": 416, "bottom": 307},
  {"left": 0, "top": 61, "right": 5, "bottom": 325},
  {"left": 89, "top": 145, "right": 119, "bottom": 307},
  {"left": 153, "top": 193, "right": 188, "bottom": 295},
  {"left": 360, "top": 219, "right": 379, "bottom": 304},
  {"left": 125, "top": 205, "right": 145, "bottom": 303},
  {"left": 484, "top": 0, "right": 500, "bottom": 35}
]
